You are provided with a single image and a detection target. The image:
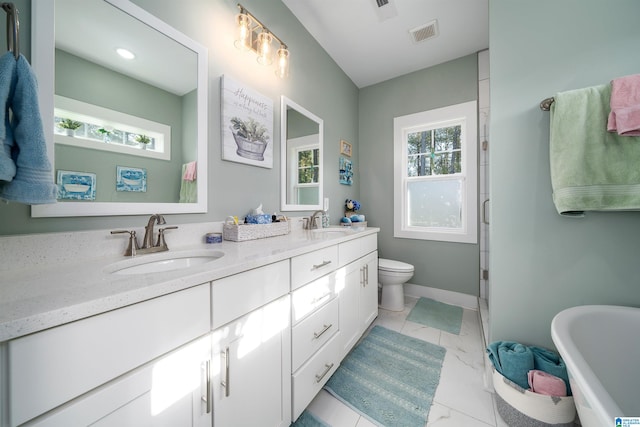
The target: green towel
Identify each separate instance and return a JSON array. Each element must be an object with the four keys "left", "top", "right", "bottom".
[
  {"left": 179, "top": 164, "right": 197, "bottom": 203},
  {"left": 550, "top": 84, "right": 640, "bottom": 216}
]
